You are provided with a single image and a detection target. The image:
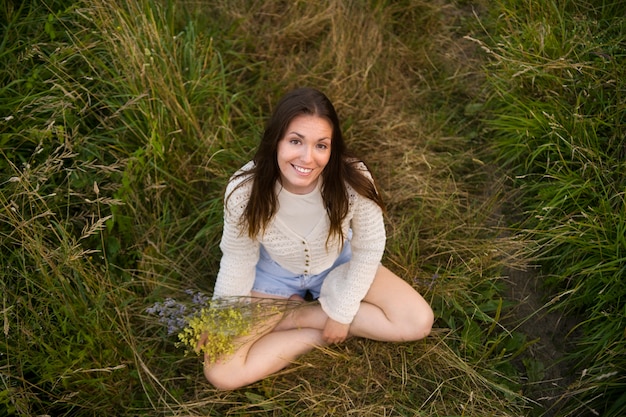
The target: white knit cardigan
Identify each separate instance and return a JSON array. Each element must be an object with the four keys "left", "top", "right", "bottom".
[{"left": 212, "top": 161, "right": 386, "bottom": 324}]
